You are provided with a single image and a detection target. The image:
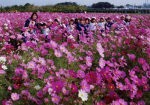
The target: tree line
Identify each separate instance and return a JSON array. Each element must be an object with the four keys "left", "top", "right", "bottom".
[
  {"left": 0, "top": 2, "right": 115, "bottom": 12},
  {"left": 0, "top": 2, "right": 149, "bottom": 13}
]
